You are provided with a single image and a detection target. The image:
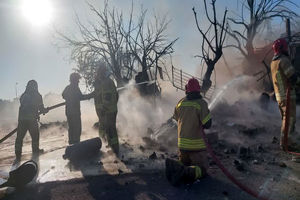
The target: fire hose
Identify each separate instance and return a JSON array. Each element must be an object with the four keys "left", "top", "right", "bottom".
[
  {"left": 0, "top": 80, "right": 155, "bottom": 144},
  {"left": 0, "top": 85, "right": 296, "bottom": 198},
  {"left": 283, "top": 86, "right": 300, "bottom": 156},
  {"left": 199, "top": 126, "right": 270, "bottom": 200},
  {"left": 0, "top": 102, "right": 66, "bottom": 144}
]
